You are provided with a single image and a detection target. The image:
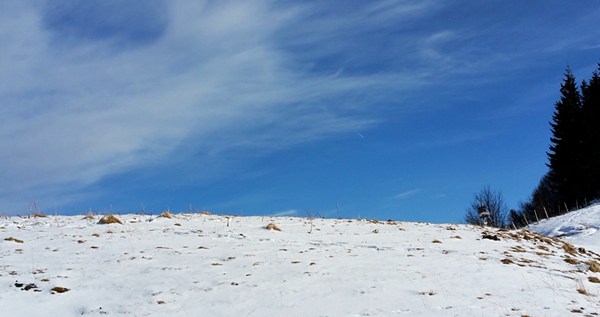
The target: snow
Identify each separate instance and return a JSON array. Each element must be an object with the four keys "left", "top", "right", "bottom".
[
  {"left": 528, "top": 203, "right": 600, "bottom": 254},
  {"left": 1, "top": 213, "right": 600, "bottom": 316}
]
